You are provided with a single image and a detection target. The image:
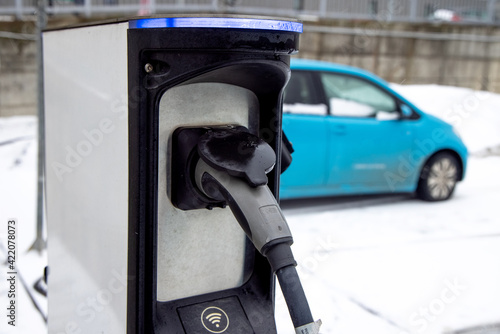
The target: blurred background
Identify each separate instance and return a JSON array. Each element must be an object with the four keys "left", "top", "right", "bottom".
[
  {"left": 1, "top": 1, "right": 500, "bottom": 334},
  {"left": 0, "top": 0, "right": 500, "bottom": 116},
  {"left": 1, "top": 0, "right": 500, "bottom": 118}
]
